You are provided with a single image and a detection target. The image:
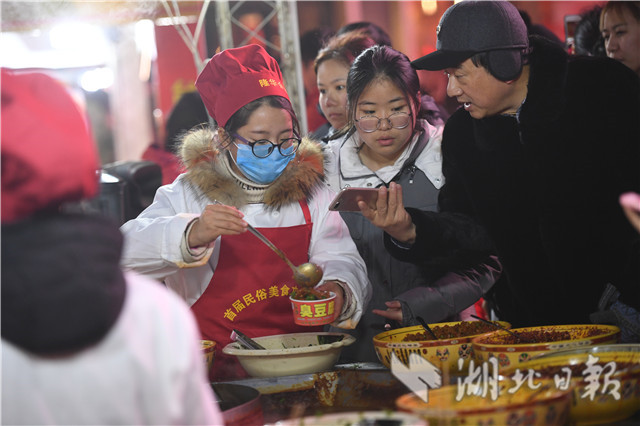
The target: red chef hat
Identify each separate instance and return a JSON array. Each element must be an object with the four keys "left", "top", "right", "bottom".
[
  {"left": 1, "top": 69, "right": 100, "bottom": 223},
  {"left": 195, "top": 44, "right": 290, "bottom": 128}
]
